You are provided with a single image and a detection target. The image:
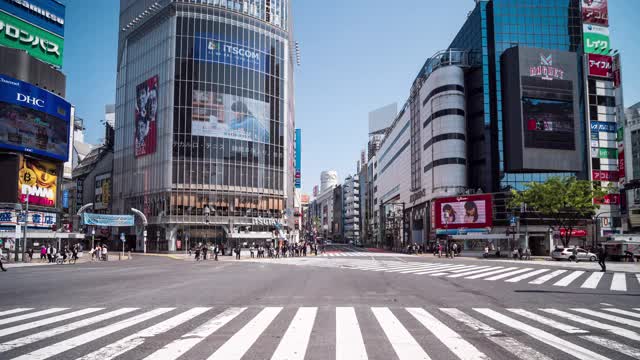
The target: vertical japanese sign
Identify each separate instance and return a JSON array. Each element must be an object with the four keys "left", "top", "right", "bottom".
[
  {"left": 295, "top": 128, "right": 301, "bottom": 188},
  {"left": 581, "top": 0, "right": 608, "bottom": 26},
  {"left": 134, "top": 75, "right": 158, "bottom": 157}
]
